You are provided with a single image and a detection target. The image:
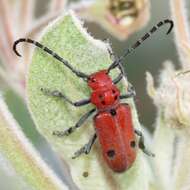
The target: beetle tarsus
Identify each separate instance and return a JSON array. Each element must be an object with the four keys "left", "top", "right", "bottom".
[
  {"left": 120, "top": 84, "right": 136, "bottom": 100},
  {"left": 72, "top": 134, "right": 97, "bottom": 159},
  {"left": 52, "top": 108, "right": 96, "bottom": 137},
  {"left": 135, "top": 129, "right": 155, "bottom": 157},
  {"left": 52, "top": 129, "right": 74, "bottom": 137},
  {"left": 41, "top": 87, "right": 90, "bottom": 107}
]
